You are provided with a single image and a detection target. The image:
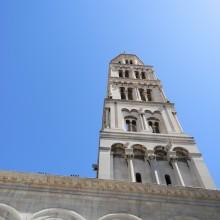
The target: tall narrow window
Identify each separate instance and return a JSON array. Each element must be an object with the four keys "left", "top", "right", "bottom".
[
  {"left": 125, "top": 59, "right": 129, "bottom": 64},
  {"left": 127, "top": 88, "right": 133, "bottom": 100},
  {"left": 119, "top": 70, "right": 123, "bottom": 78},
  {"left": 141, "top": 72, "right": 146, "bottom": 79},
  {"left": 125, "top": 120, "right": 131, "bottom": 131},
  {"left": 147, "top": 89, "right": 152, "bottom": 101},
  {"left": 131, "top": 120, "right": 137, "bottom": 131},
  {"left": 125, "top": 70, "right": 129, "bottom": 78},
  {"left": 154, "top": 122, "right": 160, "bottom": 133},
  {"left": 135, "top": 71, "right": 140, "bottom": 79},
  {"left": 139, "top": 88, "right": 146, "bottom": 101},
  {"left": 165, "top": 174, "right": 172, "bottom": 185},
  {"left": 130, "top": 60, "right": 133, "bottom": 64},
  {"left": 136, "top": 173, "right": 142, "bottom": 183},
  {"left": 120, "top": 87, "right": 126, "bottom": 100}
]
